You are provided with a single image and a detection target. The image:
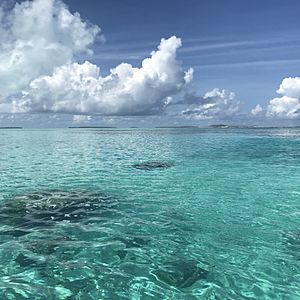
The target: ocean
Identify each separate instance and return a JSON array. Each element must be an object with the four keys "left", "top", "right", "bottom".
[{"left": 0, "top": 127, "right": 299, "bottom": 299}]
